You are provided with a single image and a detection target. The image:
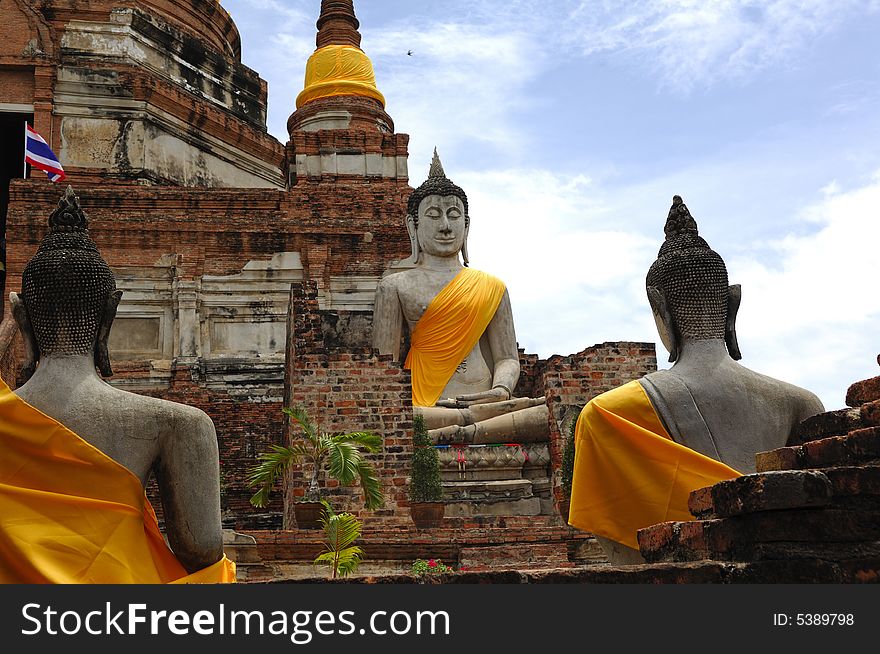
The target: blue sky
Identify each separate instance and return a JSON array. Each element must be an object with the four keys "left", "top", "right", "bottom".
[{"left": 223, "top": 0, "right": 880, "bottom": 410}]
